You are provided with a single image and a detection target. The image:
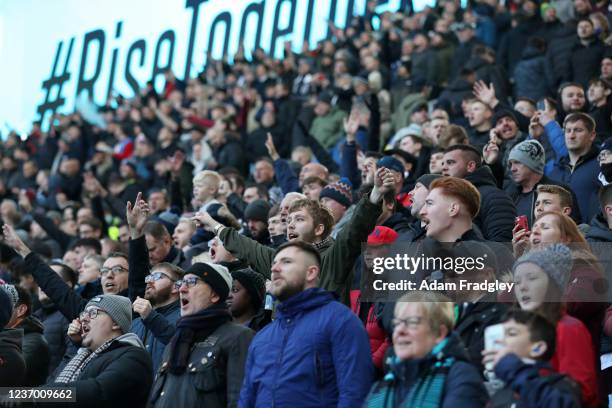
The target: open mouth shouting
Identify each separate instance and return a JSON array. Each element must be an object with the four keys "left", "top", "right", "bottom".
[{"left": 180, "top": 296, "right": 190, "bottom": 309}]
